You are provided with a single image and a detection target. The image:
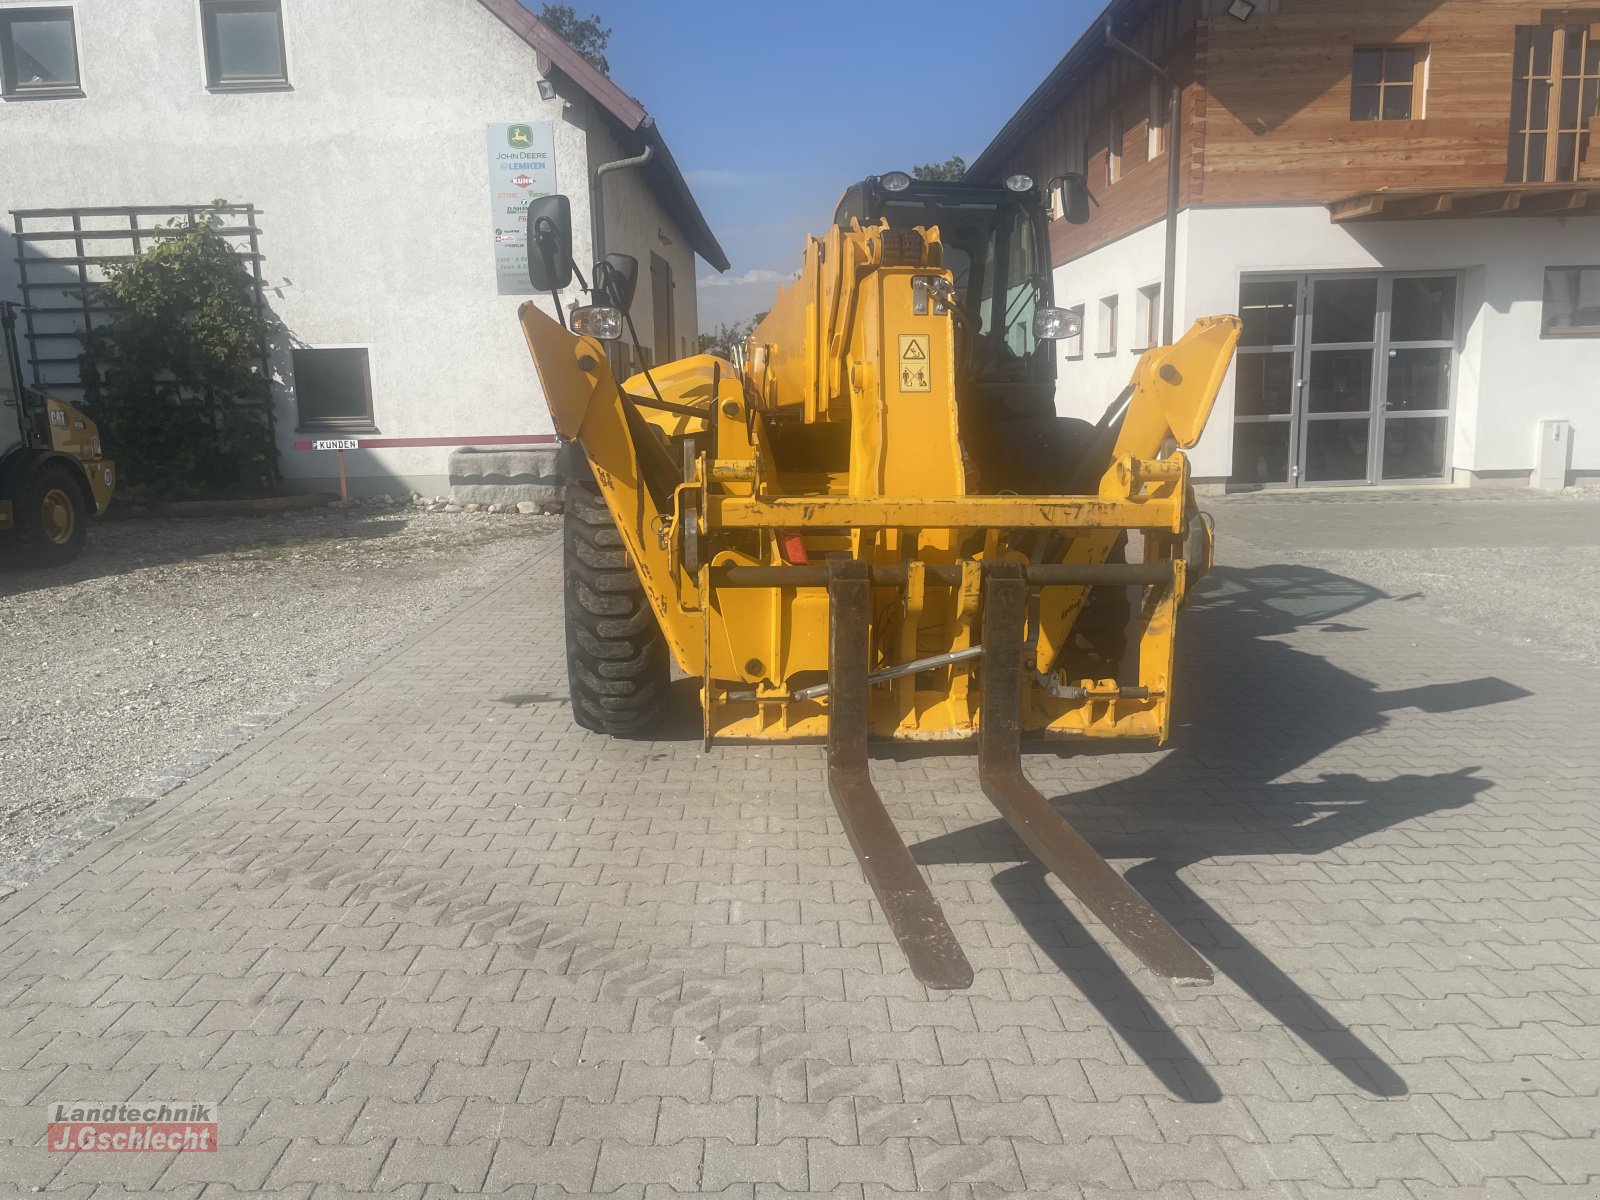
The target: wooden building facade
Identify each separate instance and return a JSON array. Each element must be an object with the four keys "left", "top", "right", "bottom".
[{"left": 971, "top": 0, "right": 1600, "bottom": 489}]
